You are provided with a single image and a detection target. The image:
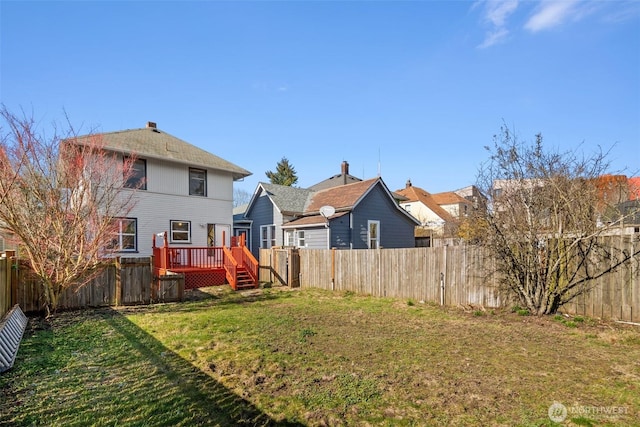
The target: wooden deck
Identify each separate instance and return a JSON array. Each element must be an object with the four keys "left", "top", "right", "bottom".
[{"left": 152, "top": 233, "right": 258, "bottom": 290}]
